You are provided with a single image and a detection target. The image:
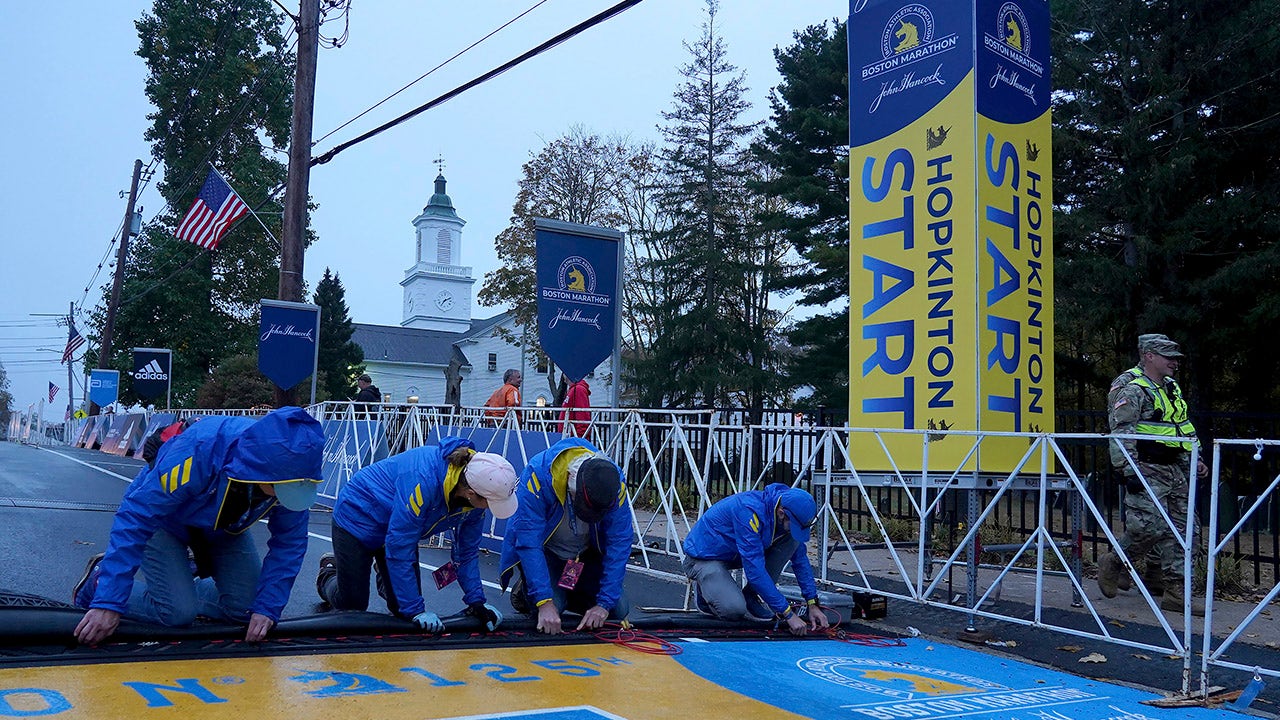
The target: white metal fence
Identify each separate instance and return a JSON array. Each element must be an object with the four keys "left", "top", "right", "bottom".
[{"left": 16, "top": 400, "right": 1277, "bottom": 696}]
